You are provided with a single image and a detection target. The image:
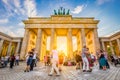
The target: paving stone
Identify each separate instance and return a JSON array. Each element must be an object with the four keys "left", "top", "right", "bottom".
[{"left": 0, "top": 62, "right": 120, "bottom": 80}]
